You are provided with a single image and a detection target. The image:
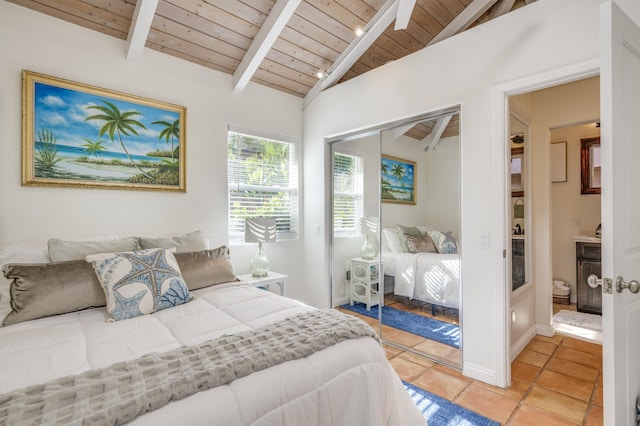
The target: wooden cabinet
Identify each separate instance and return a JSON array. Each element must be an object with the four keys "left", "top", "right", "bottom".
[{"left": 576, "top": 241, "right": 602, "bottom": 315}]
